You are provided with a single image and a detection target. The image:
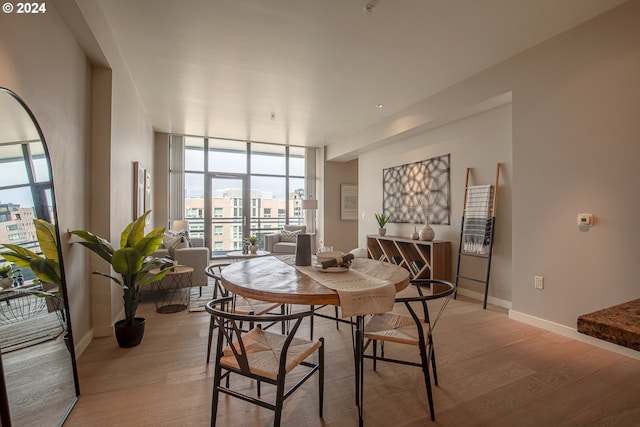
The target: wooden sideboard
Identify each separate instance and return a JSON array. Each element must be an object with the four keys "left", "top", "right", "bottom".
[{"left": 366, "top": 235, "right": 451, "bottom": 282}]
